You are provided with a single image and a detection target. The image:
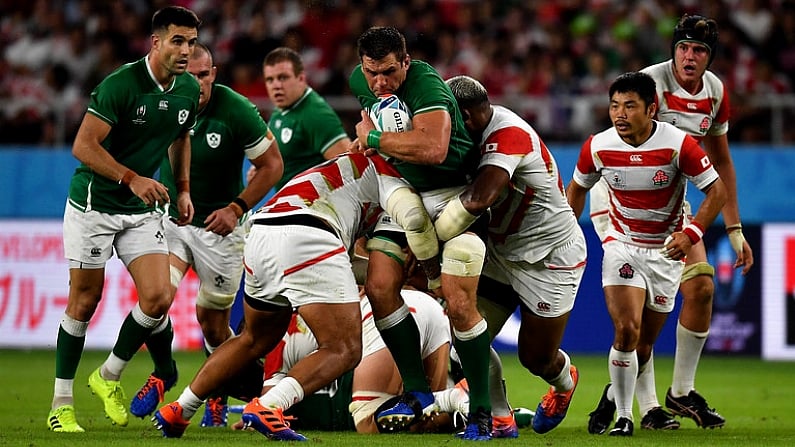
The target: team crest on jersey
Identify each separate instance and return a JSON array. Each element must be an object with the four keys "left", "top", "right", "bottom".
[
  {"left": 699, "top": 116, "right": 710, "bottom": 134},
  {"left": 133, "top": 105, "right": 146, "bottom": 124},
  {"left": 177, "top": 109, "right": 189, "bottom": 125},
  {"left": 652, "top": 169, "right": 670, "bottom": 186},
  {"left": 206, "top": 132, "right": 221, "bottom": 148},
  {"left": 281, "top": 127, "right": 293, "bottom": 143}
]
